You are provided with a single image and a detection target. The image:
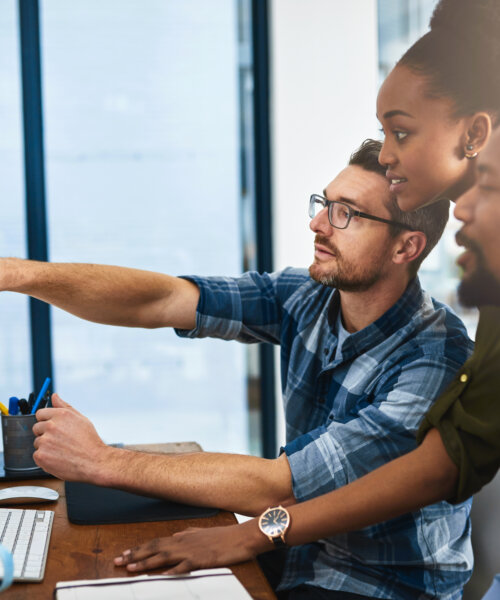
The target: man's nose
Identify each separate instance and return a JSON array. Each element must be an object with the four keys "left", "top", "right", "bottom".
[
  {"left": 309, "top": 206, "right": 332, "bottom": 235},
  {"left": 454, "top": 185, "right": 477, "bottom": 224}
]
